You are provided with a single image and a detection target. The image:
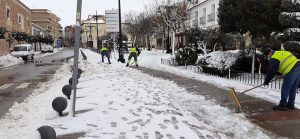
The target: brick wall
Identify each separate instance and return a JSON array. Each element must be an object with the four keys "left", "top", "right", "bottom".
[{"left": 0, "top": 0, "right": 31, "bottom": 56}]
